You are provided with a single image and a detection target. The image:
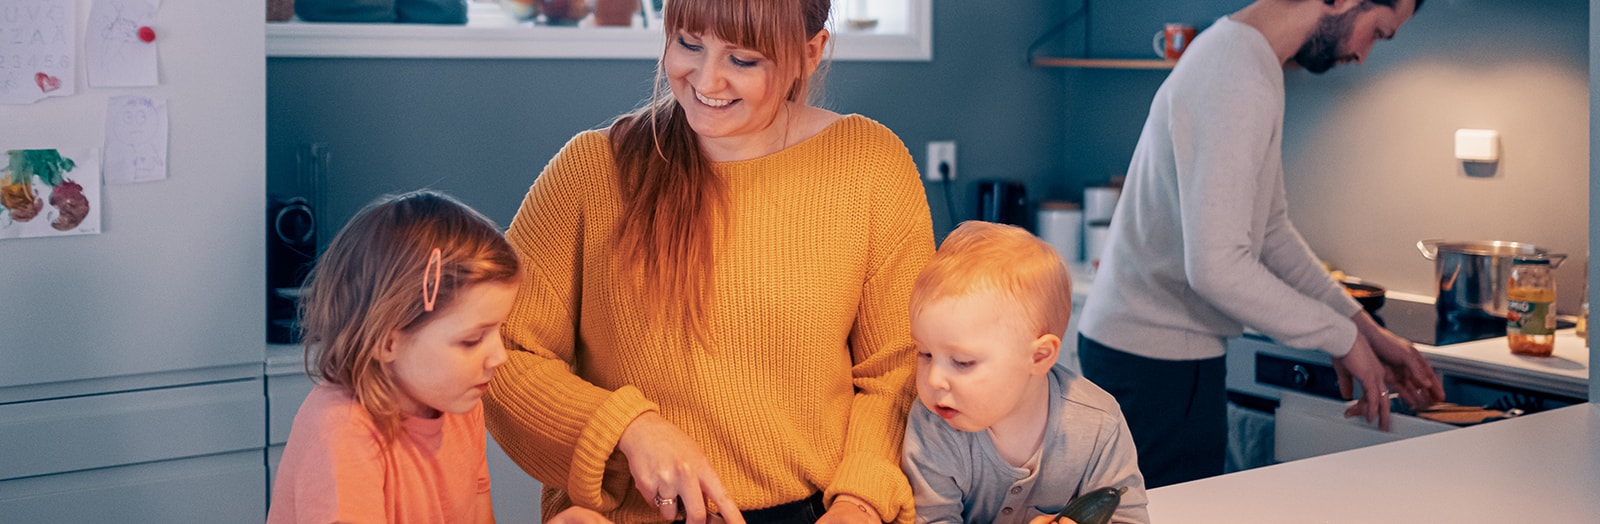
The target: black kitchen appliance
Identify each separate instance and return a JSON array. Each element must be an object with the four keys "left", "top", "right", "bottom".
[
  {"left": 267, "top": 194, "right": 317, "bottom": 344},
  {"left": 975, "top": 179, "right": 1027, "bottom": 226},
  {"left": 1375, "top": 298, "right": 1572, "bottom": 347}
]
